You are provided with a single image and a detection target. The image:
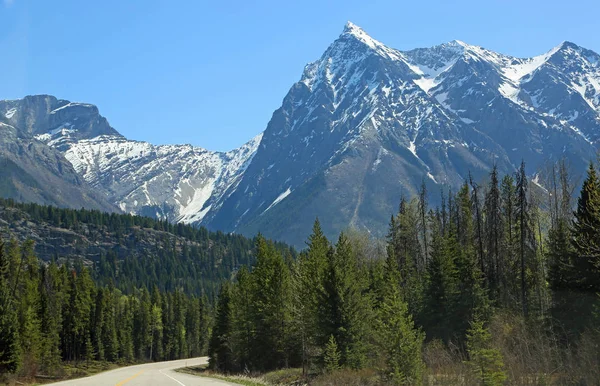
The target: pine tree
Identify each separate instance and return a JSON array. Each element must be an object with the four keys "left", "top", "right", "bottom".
[
  {"left": 208, "top": 282, "right": 234, "bottom": 373},
  {"left": 552, "top": 162, "right": 600, "bottom": 336},
  {"left": 571, "top": 162, "right": 600, "bottom": 290},
  {"left": 39, "top": 262, "right": 64, "bottom": 373},
  {"left": 466, "top": 319, "right": 507, "bottom": 386},
  {"left": 317, "top": 233, "right": 371, "bottom": 369},
  {"left": 0, "top": 242, "right": 21, "bottom": 373},
  {"left": 231, "top": 265, "right": 254, "bottom": 371},
  {"left": 516, "top": 161, "right": 533, "bottom": 317},
  {"left": 323, "top": 335, "right": 341, "bottom": 373},
  {"left": 292, "top": 219, "right": 329, "bottom": 374},
  {"left": 249, "top": 235, "right": 291, "bottom": 371},
  {"left": 423, "top": 218, "right": 459, "bottom": 343},
  {"left": 500, "top": 175, "right": 517, "bottom": 306},
  {"left": 377, "top": 257, "right": 425, "bottom": 385},
  {"left": 150, "top": 286, "right": 163, "bottom": 361},
  {"left": 484, "top": 166, "right": 503, "bottom": 301},
  {"left": 18, "top": 240, "right": 42, "bottom": 374}
]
